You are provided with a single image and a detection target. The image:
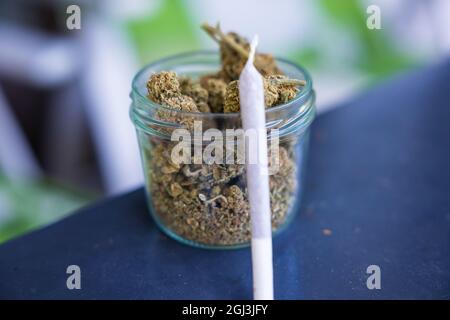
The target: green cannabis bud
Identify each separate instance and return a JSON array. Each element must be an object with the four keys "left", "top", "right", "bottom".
[
  {"left": 223, "top": 75, "right": 302, "bottom": 112},
  {"left": 146, "top": 26, "right": 305, "bottom": 115},
  {"left": 200, "top": 77, "right": 227, "bottom": 113},
  {"left": 180, "top": 77, "right": 211, "bottom": 113},
  {"left": 267, "top": 75, "right": 304, "bottom": 104},
  {"left": 163, "top": 95, "right": 199, "bottom": 112},
  {"left": 147, "top": 71, "right": 181, "bottom": 104},
  {"left": 202, "top": 23, "right": 282, "bottom": 81}
]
